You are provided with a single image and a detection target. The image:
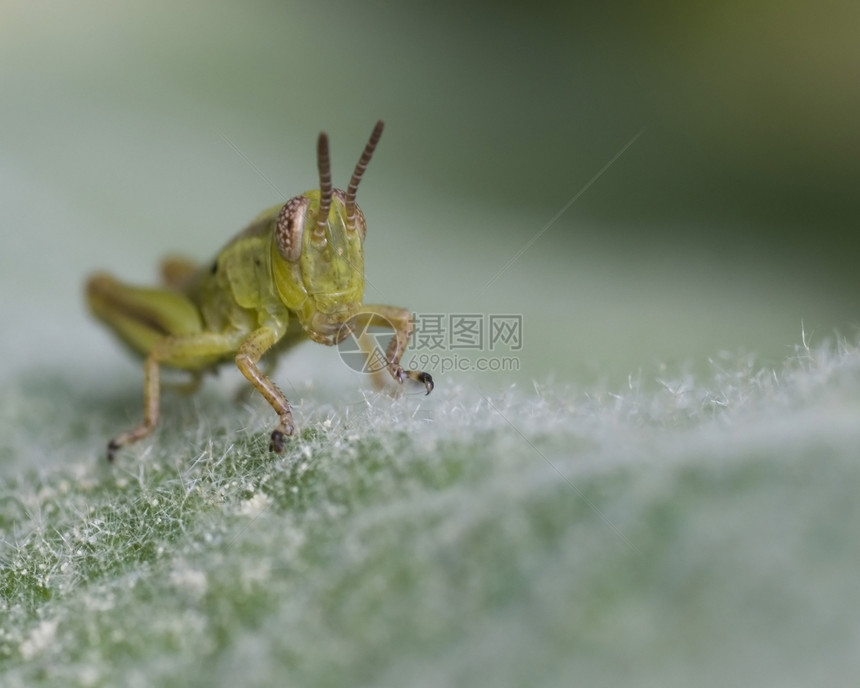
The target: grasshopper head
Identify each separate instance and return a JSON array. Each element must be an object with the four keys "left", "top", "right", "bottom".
[{"left": 271, "top": 121, "right": 383, "bottom": 344}]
